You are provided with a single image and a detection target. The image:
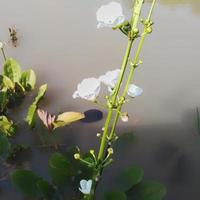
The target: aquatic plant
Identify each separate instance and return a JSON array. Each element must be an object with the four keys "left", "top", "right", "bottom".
[
  {"left": 10, "top": 0, "right": 166, "bottom": 199},
  {"left": 71, "top": 0, "right": 165, "bottom": 199}
]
